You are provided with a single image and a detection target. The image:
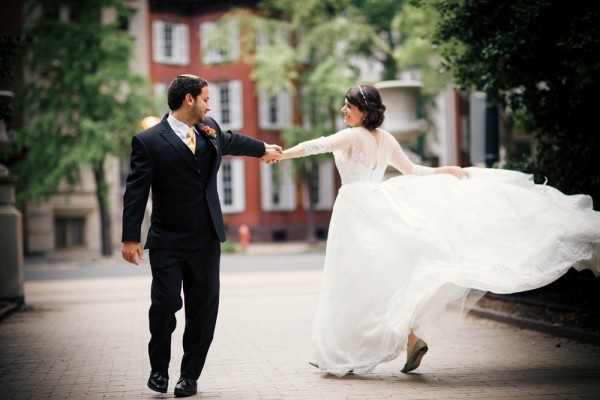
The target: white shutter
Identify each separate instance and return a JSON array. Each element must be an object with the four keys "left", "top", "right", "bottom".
[
  {"left": 208, "top": 83, "right": 221, "bottom": 123},
  {"left": 230, "top": 158, "right": 246, "bottom": 212},
  {"left": 278, "top": 90, "right": 292, "bottom": 128},
  {"left": 152, "top": 21, "right": 165, "bottom": 63},
  {"left": 280, "top": 161, "right": 296, "bottom": 210},
  {"left": 201, "top": 22, "right": 214, "bottom": 64},
  {"left": 228, "top": 80, "right": 243, "bottom": 131},
  {"left": 260, "top": 162, "right": 273, "bottom": 210},
  {"left": 229, "top": 22, "right": 240, "bottom": 61},
  {"left": 258, "top": 90, "right": 270, "bottom": 129},
  {"left": 201, "top": 22, "right": 221, "bottom": 64},
  {"left": 176, "top": 24, "right": 189, "bottom": 65}
]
